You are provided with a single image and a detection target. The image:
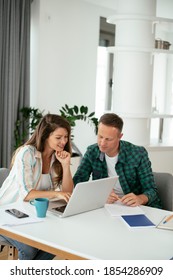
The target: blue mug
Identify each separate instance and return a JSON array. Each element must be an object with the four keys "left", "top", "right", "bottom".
[{"left": 30, "top": 198, "right": 49, "bottom": 218}]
